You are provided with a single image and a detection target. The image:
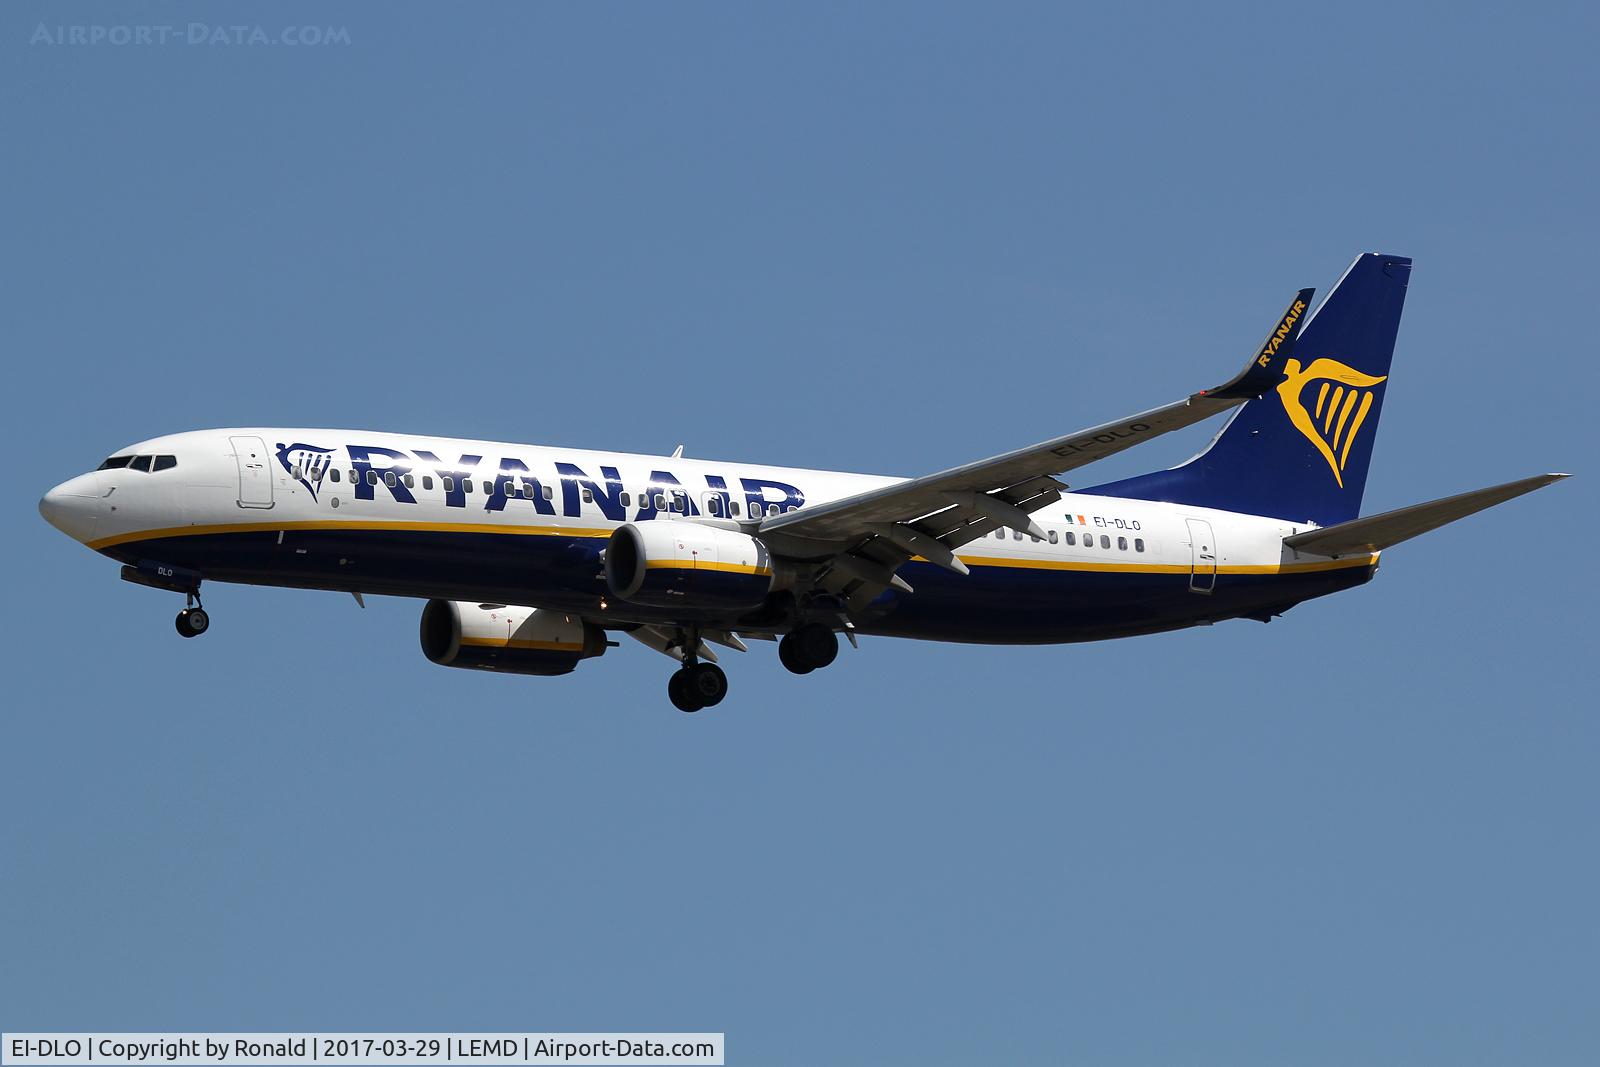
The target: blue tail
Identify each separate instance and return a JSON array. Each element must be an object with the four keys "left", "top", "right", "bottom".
[{"left": 1091, "top": 253, "right": 1412, "bottom": 526}]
